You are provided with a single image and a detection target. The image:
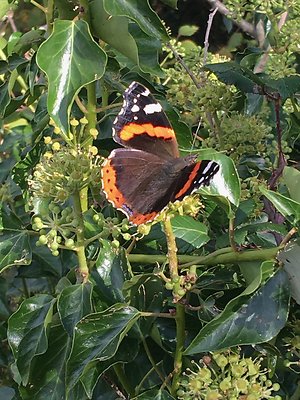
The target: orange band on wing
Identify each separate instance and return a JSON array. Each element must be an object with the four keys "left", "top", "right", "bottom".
[
  {"left": 130, "top": 212, "right": 158, "bottom": 225},
  {"left": 119, "top": 123, "right": 175, "bottom": 141},
  {"left": 102, "top": 159, "right": 126, "bottom": 208},
  {"left": 175, "top": 162, "right": 201, "bottom": 199}
]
